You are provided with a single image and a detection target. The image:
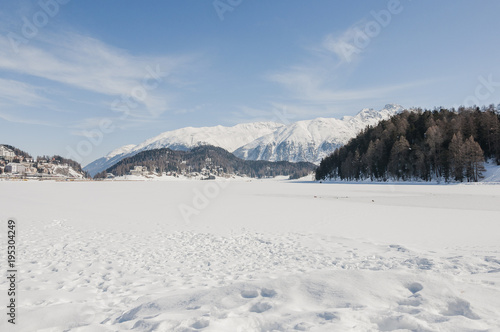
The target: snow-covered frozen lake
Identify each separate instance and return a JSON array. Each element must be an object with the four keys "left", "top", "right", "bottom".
[{"left": 1, "top": 180, "right": 499, "bottom": 331}]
